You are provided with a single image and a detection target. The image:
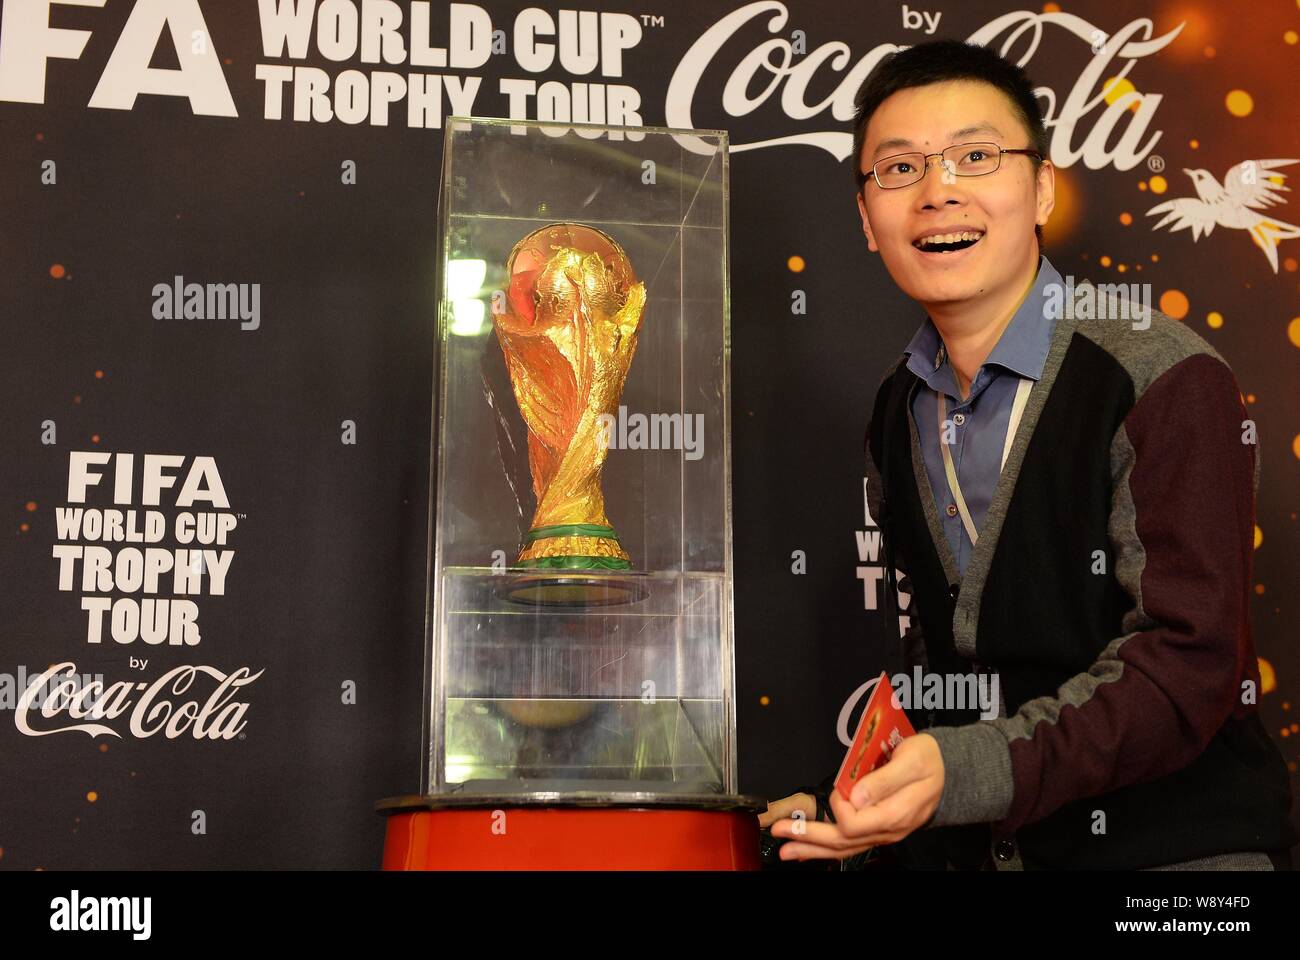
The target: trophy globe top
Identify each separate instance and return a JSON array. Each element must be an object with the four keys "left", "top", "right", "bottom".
[{"left": 505, "top": 222, "right": 638, "bottom": 324}]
